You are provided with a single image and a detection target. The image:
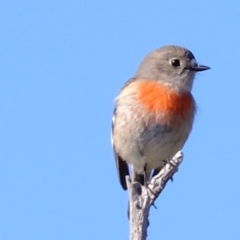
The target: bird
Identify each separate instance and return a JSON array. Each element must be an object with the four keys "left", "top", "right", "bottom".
[{"left": 111, "top": 45, "right": 210, "bottom": 190}]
